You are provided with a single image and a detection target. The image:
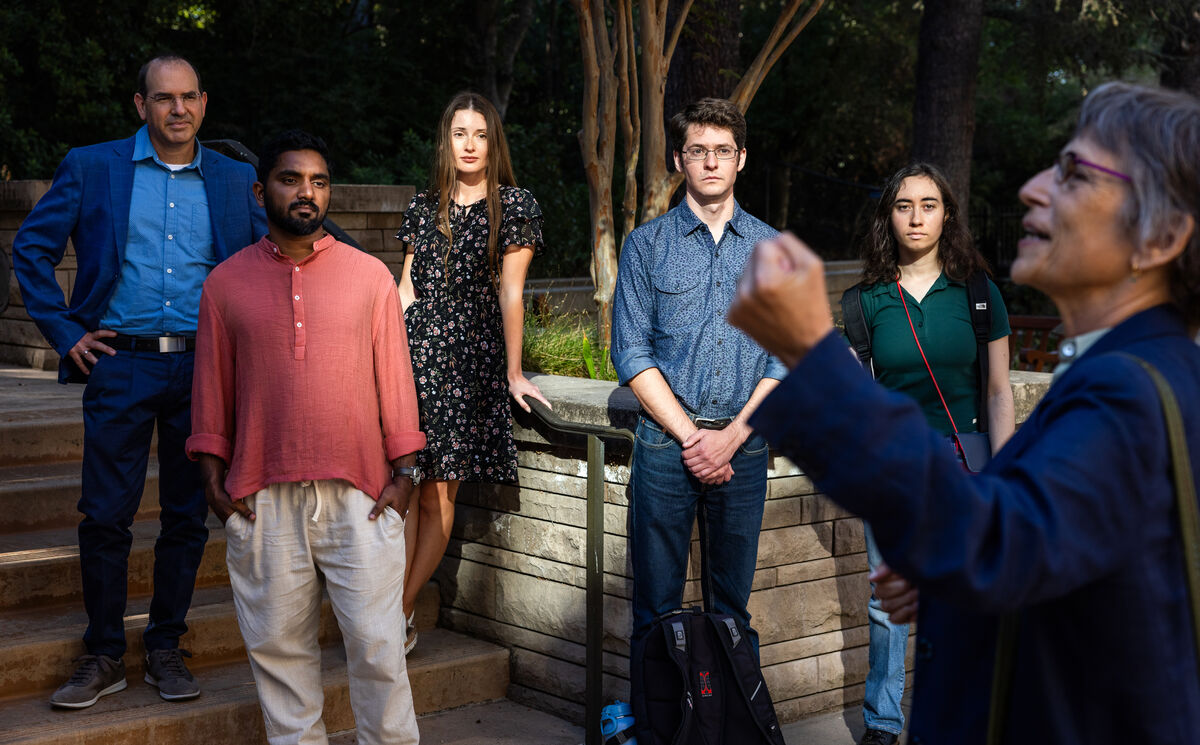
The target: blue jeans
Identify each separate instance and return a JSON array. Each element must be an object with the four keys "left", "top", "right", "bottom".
[
  {"left": 863, "top": 521, "right": 907, "bottom": 735},
  {"left": 79, "top": 348, "right": 209, "bottom": 657},
  {"left": 628, "top": 415, "right": 768, "bottom": 659}
]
